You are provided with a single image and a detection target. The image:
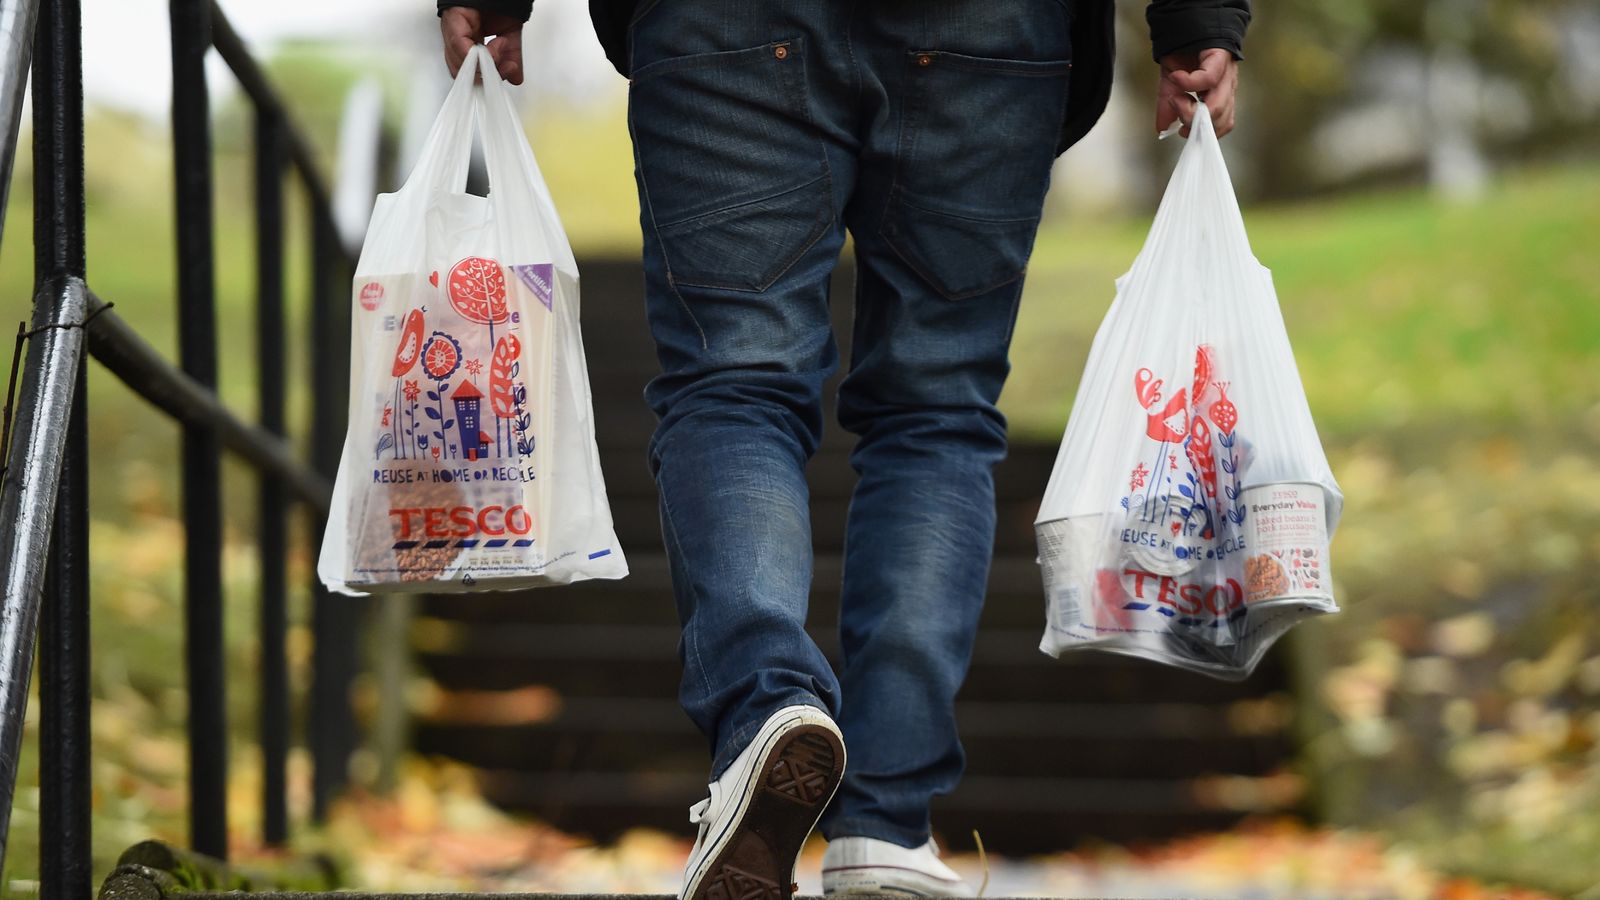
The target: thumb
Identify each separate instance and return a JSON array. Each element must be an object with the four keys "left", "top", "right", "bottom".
[
  {"left": 1168, "top": 49, "right": 1228, "bottom": 93},
  {"left": 489, "top": 30, "right": 524, "bottom": 85}
]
